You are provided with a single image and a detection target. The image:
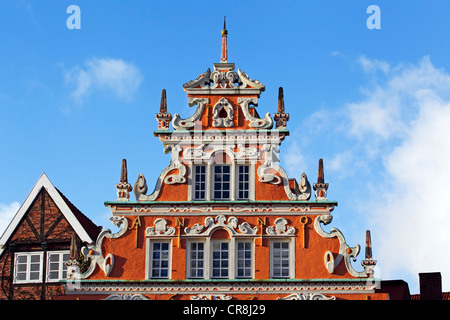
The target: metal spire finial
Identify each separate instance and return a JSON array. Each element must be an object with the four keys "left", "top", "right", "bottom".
[{"left": 220, "top": 16, "right": 228, "bottom": 63}]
